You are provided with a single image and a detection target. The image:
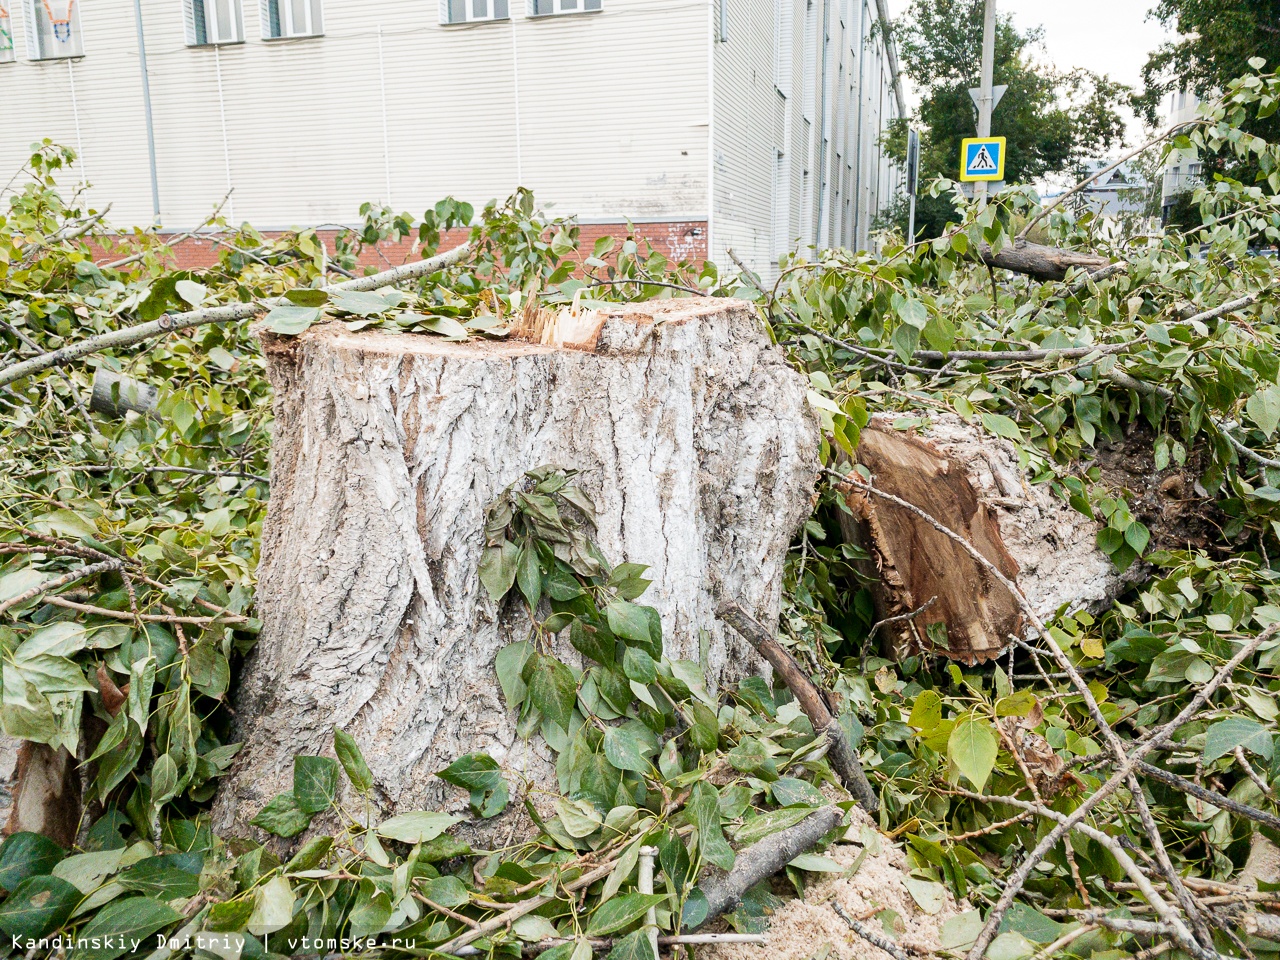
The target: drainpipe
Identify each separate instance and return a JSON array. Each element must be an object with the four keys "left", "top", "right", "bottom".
[{"left": 132, "top": 0, "right": 161, "bottom": 224}]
